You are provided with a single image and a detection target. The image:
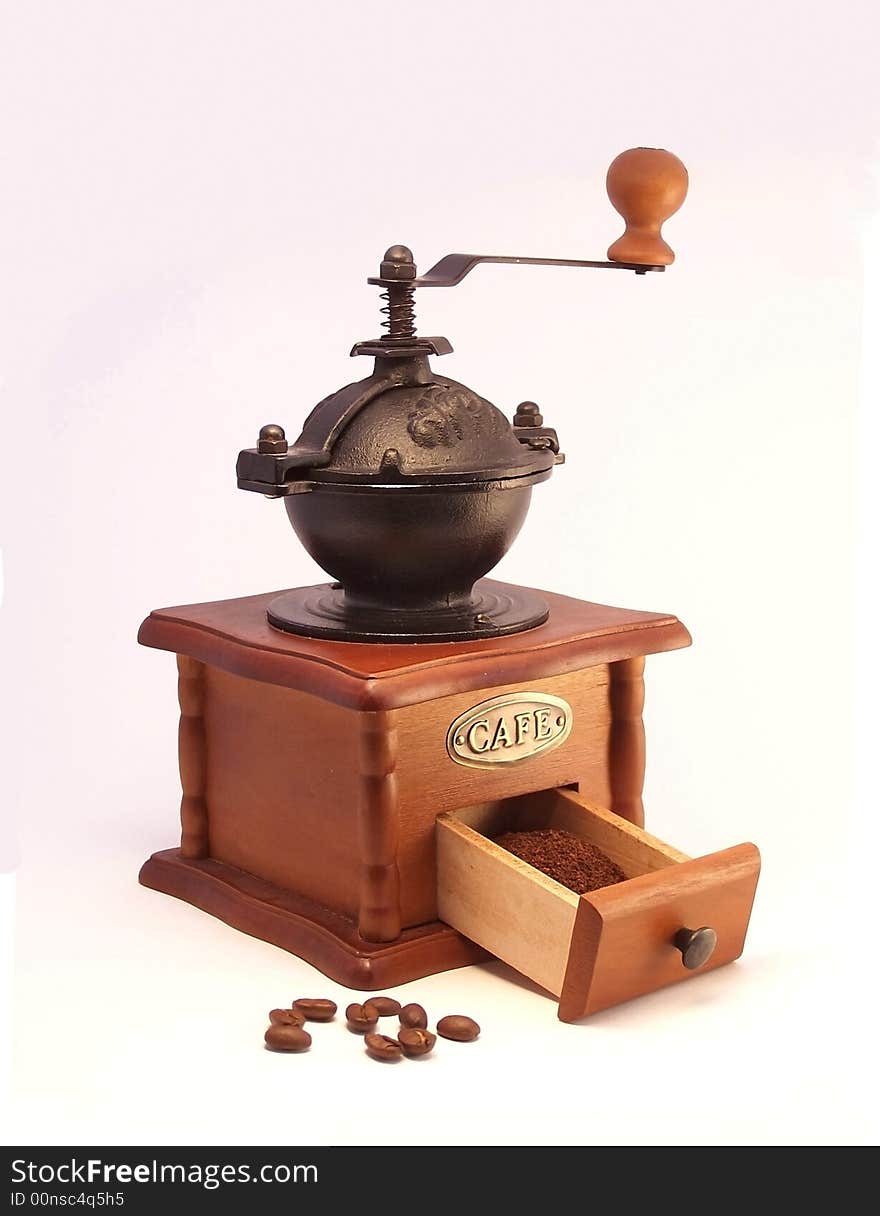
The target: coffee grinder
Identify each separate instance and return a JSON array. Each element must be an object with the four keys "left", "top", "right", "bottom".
[{"left": 139, "top": 148, "right": 760, "bottom": 1020}]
